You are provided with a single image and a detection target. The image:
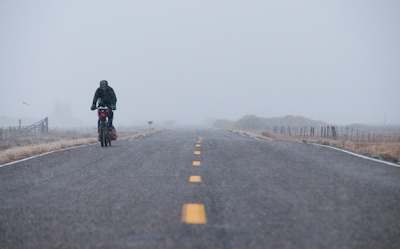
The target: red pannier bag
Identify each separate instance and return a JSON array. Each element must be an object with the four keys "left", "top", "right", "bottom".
[{"left": 110, "top": 127, "right": 118, "bottom": 140}]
